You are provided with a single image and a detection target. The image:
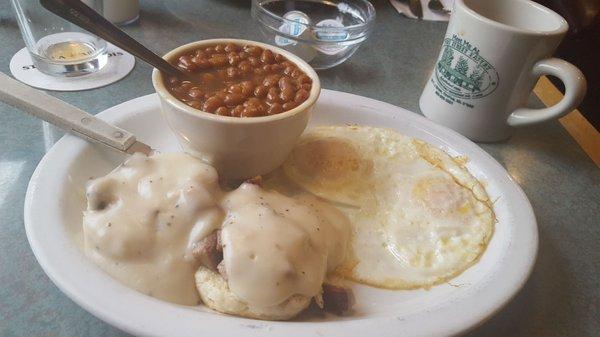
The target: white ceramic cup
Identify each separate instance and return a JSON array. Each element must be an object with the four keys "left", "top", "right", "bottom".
[
  {"left": 152, "top": 39, "right": 320, "bottom": 179},
  {"left": 419, "top": 0, "right": 587, "bottom": 142}
]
